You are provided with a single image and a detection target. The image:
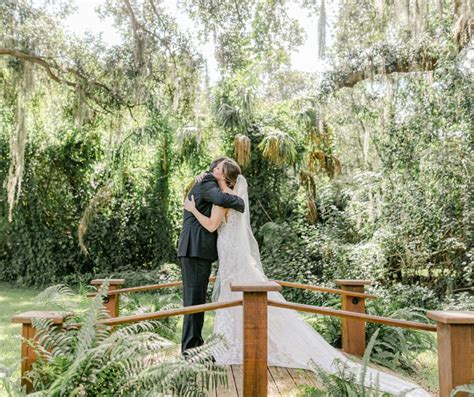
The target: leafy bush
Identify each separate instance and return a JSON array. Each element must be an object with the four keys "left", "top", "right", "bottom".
[
  {"left": 0, "top": 119, "right": 180, "bottom": 288},
  {"left": 119, "top": 292, "right": 181, "bottom": 341},
  {"left": 365, "top": 301, "right": 436, "bottom": 373}
]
